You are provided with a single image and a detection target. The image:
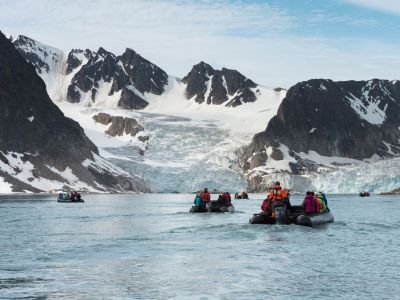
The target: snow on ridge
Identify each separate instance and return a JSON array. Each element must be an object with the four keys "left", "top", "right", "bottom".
[
  {"left": 83, "top": 152, "right": 131, "bottom": 177},
  {"left": 0, "top": 151, "right": 102, "bottom": 192},
  {"left": 14, "top": 36, "right": 65, "bottom": 101},
  {"left": 345, "top": 92, "right": 387, "bottom": 125},
  {"left": 319, "top": 83, "right": 327, "bottom": 91}
]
